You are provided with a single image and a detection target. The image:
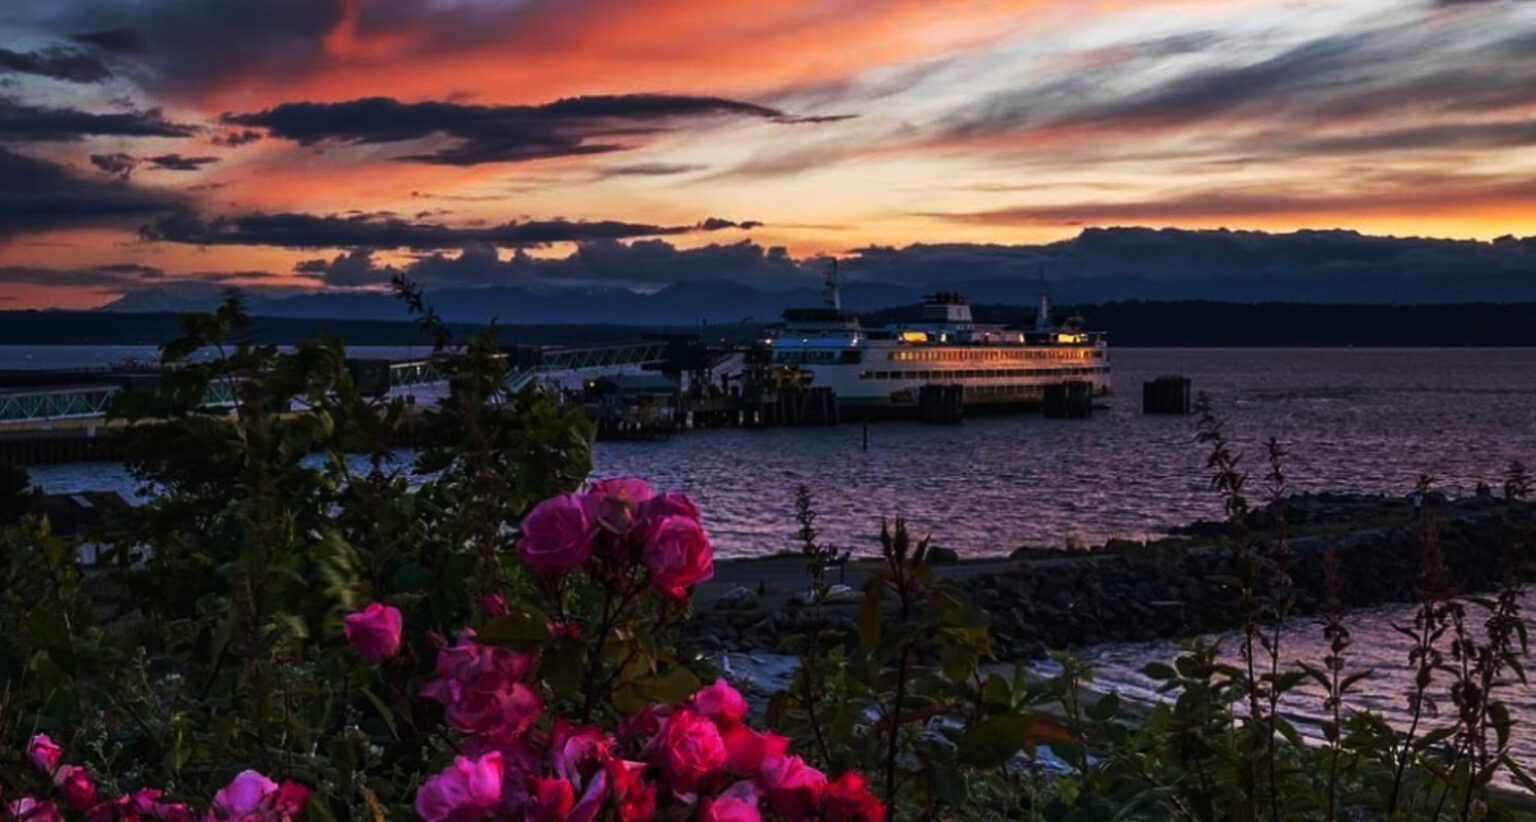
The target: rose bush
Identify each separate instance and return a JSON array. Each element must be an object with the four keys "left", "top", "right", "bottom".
[{"left": 3, "top": 480, "right": 880, "bottom": 822}]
